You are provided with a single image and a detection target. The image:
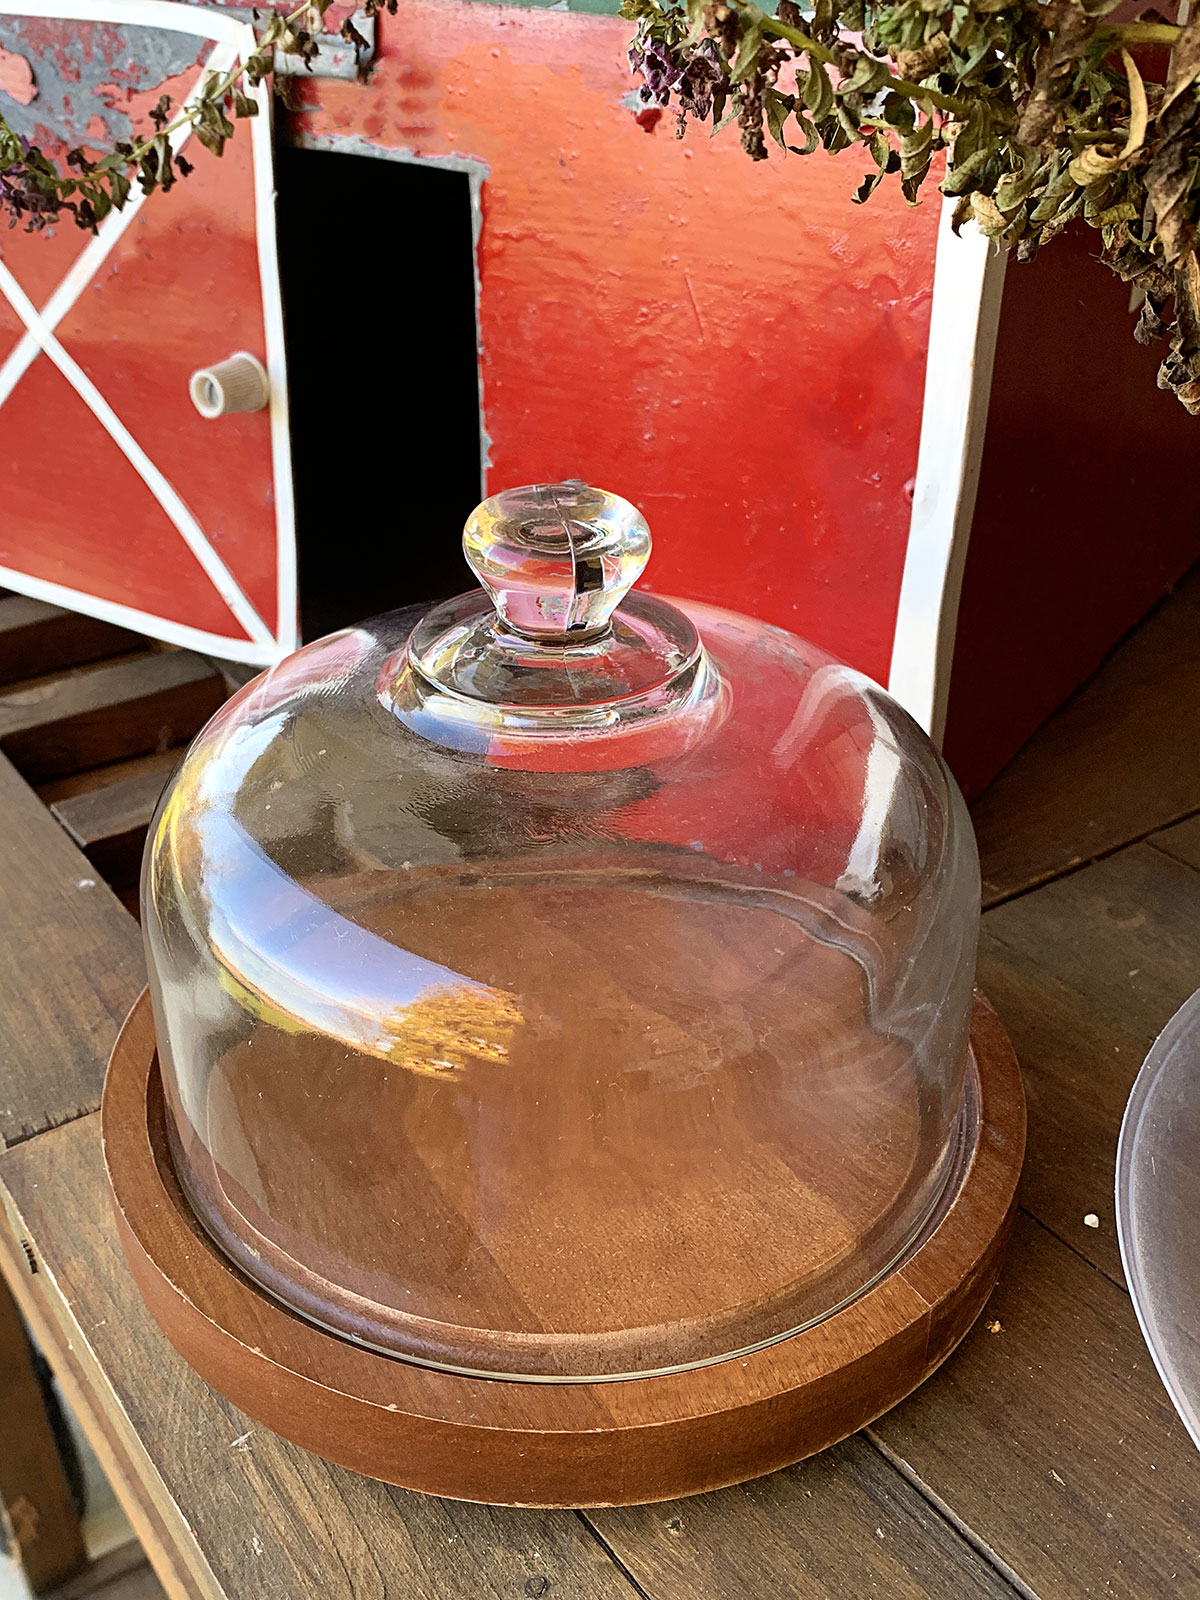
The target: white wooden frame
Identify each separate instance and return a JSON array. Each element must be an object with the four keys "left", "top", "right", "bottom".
[
  {"left": 887, "top": 198, "right": 1007, "bottom": 742},
  {"left": 0, "top": 0, "right": 296, "bottom": 665}
]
